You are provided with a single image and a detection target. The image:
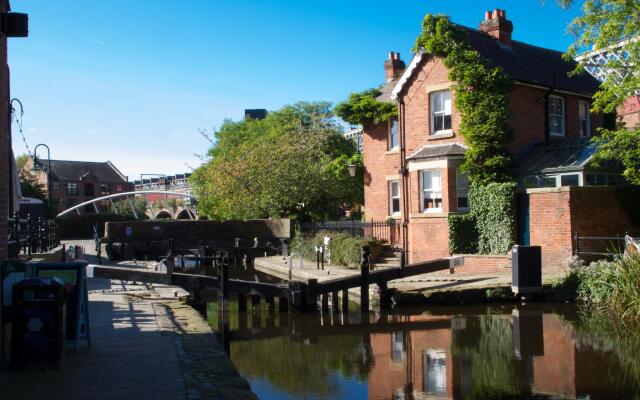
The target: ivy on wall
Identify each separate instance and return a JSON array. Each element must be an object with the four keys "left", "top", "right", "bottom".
[
  {"left": 468, "top": 182, "right": 516, "bottom": 255},
  {"left": 448, "top": 213, "right": 479, "bottom": 254},
  {"left": 334, "top": 88, "right": 397, "bottom": 126},
  {"left": 414, "top": 14, "right": 513, "bottom": 185}
]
